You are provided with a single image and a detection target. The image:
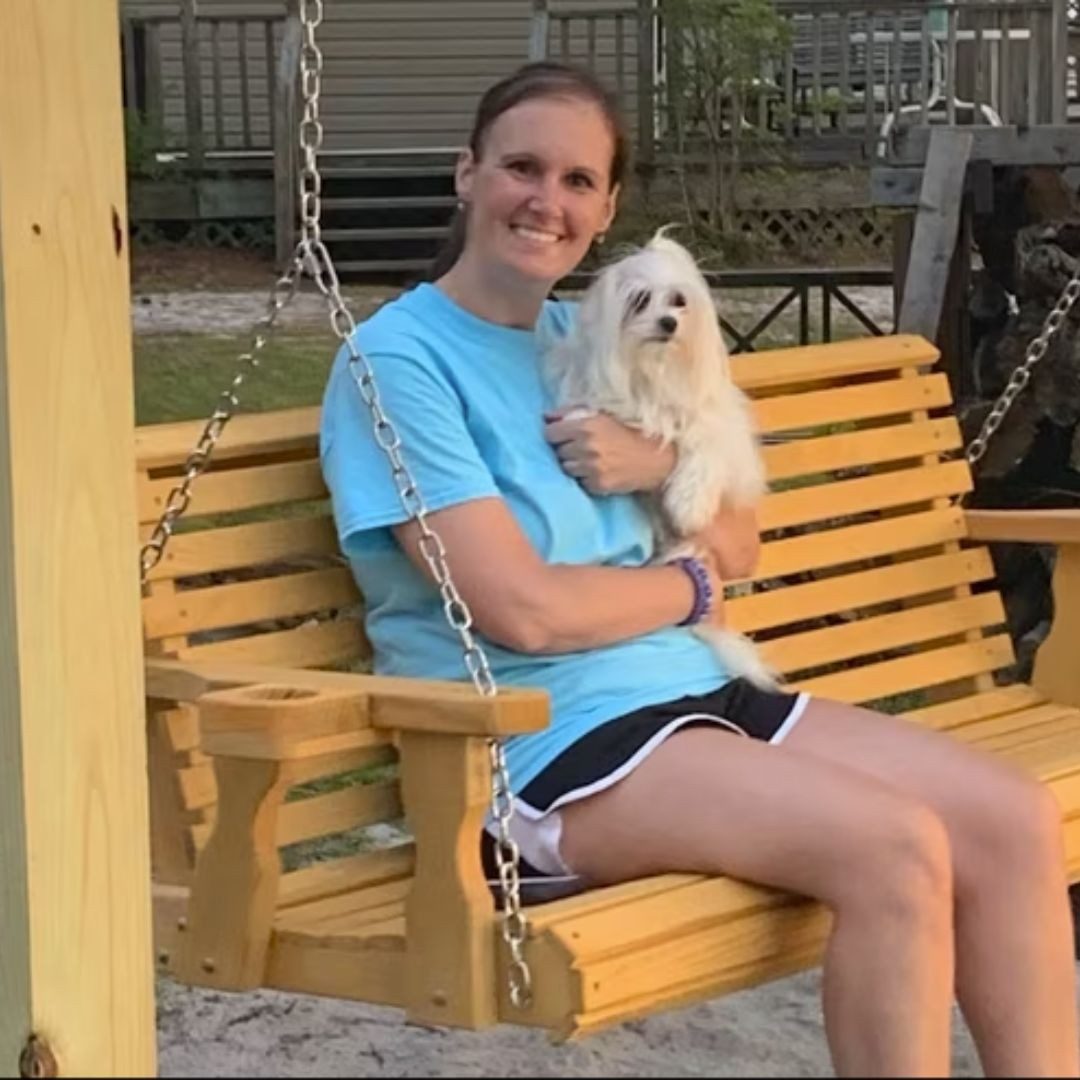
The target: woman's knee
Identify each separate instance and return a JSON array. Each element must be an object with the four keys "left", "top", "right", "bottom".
[
  {"left": 834, "top": 797, "right": 953, "bottom": 925},
  {"left": 956, "top": 766, "right": 1064, "bottom": 886}
]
